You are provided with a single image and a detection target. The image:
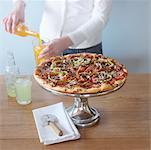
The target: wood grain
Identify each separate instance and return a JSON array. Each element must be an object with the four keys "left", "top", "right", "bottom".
[{"left": 0, "top": 74, "right": 150, "bottom": 150}]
